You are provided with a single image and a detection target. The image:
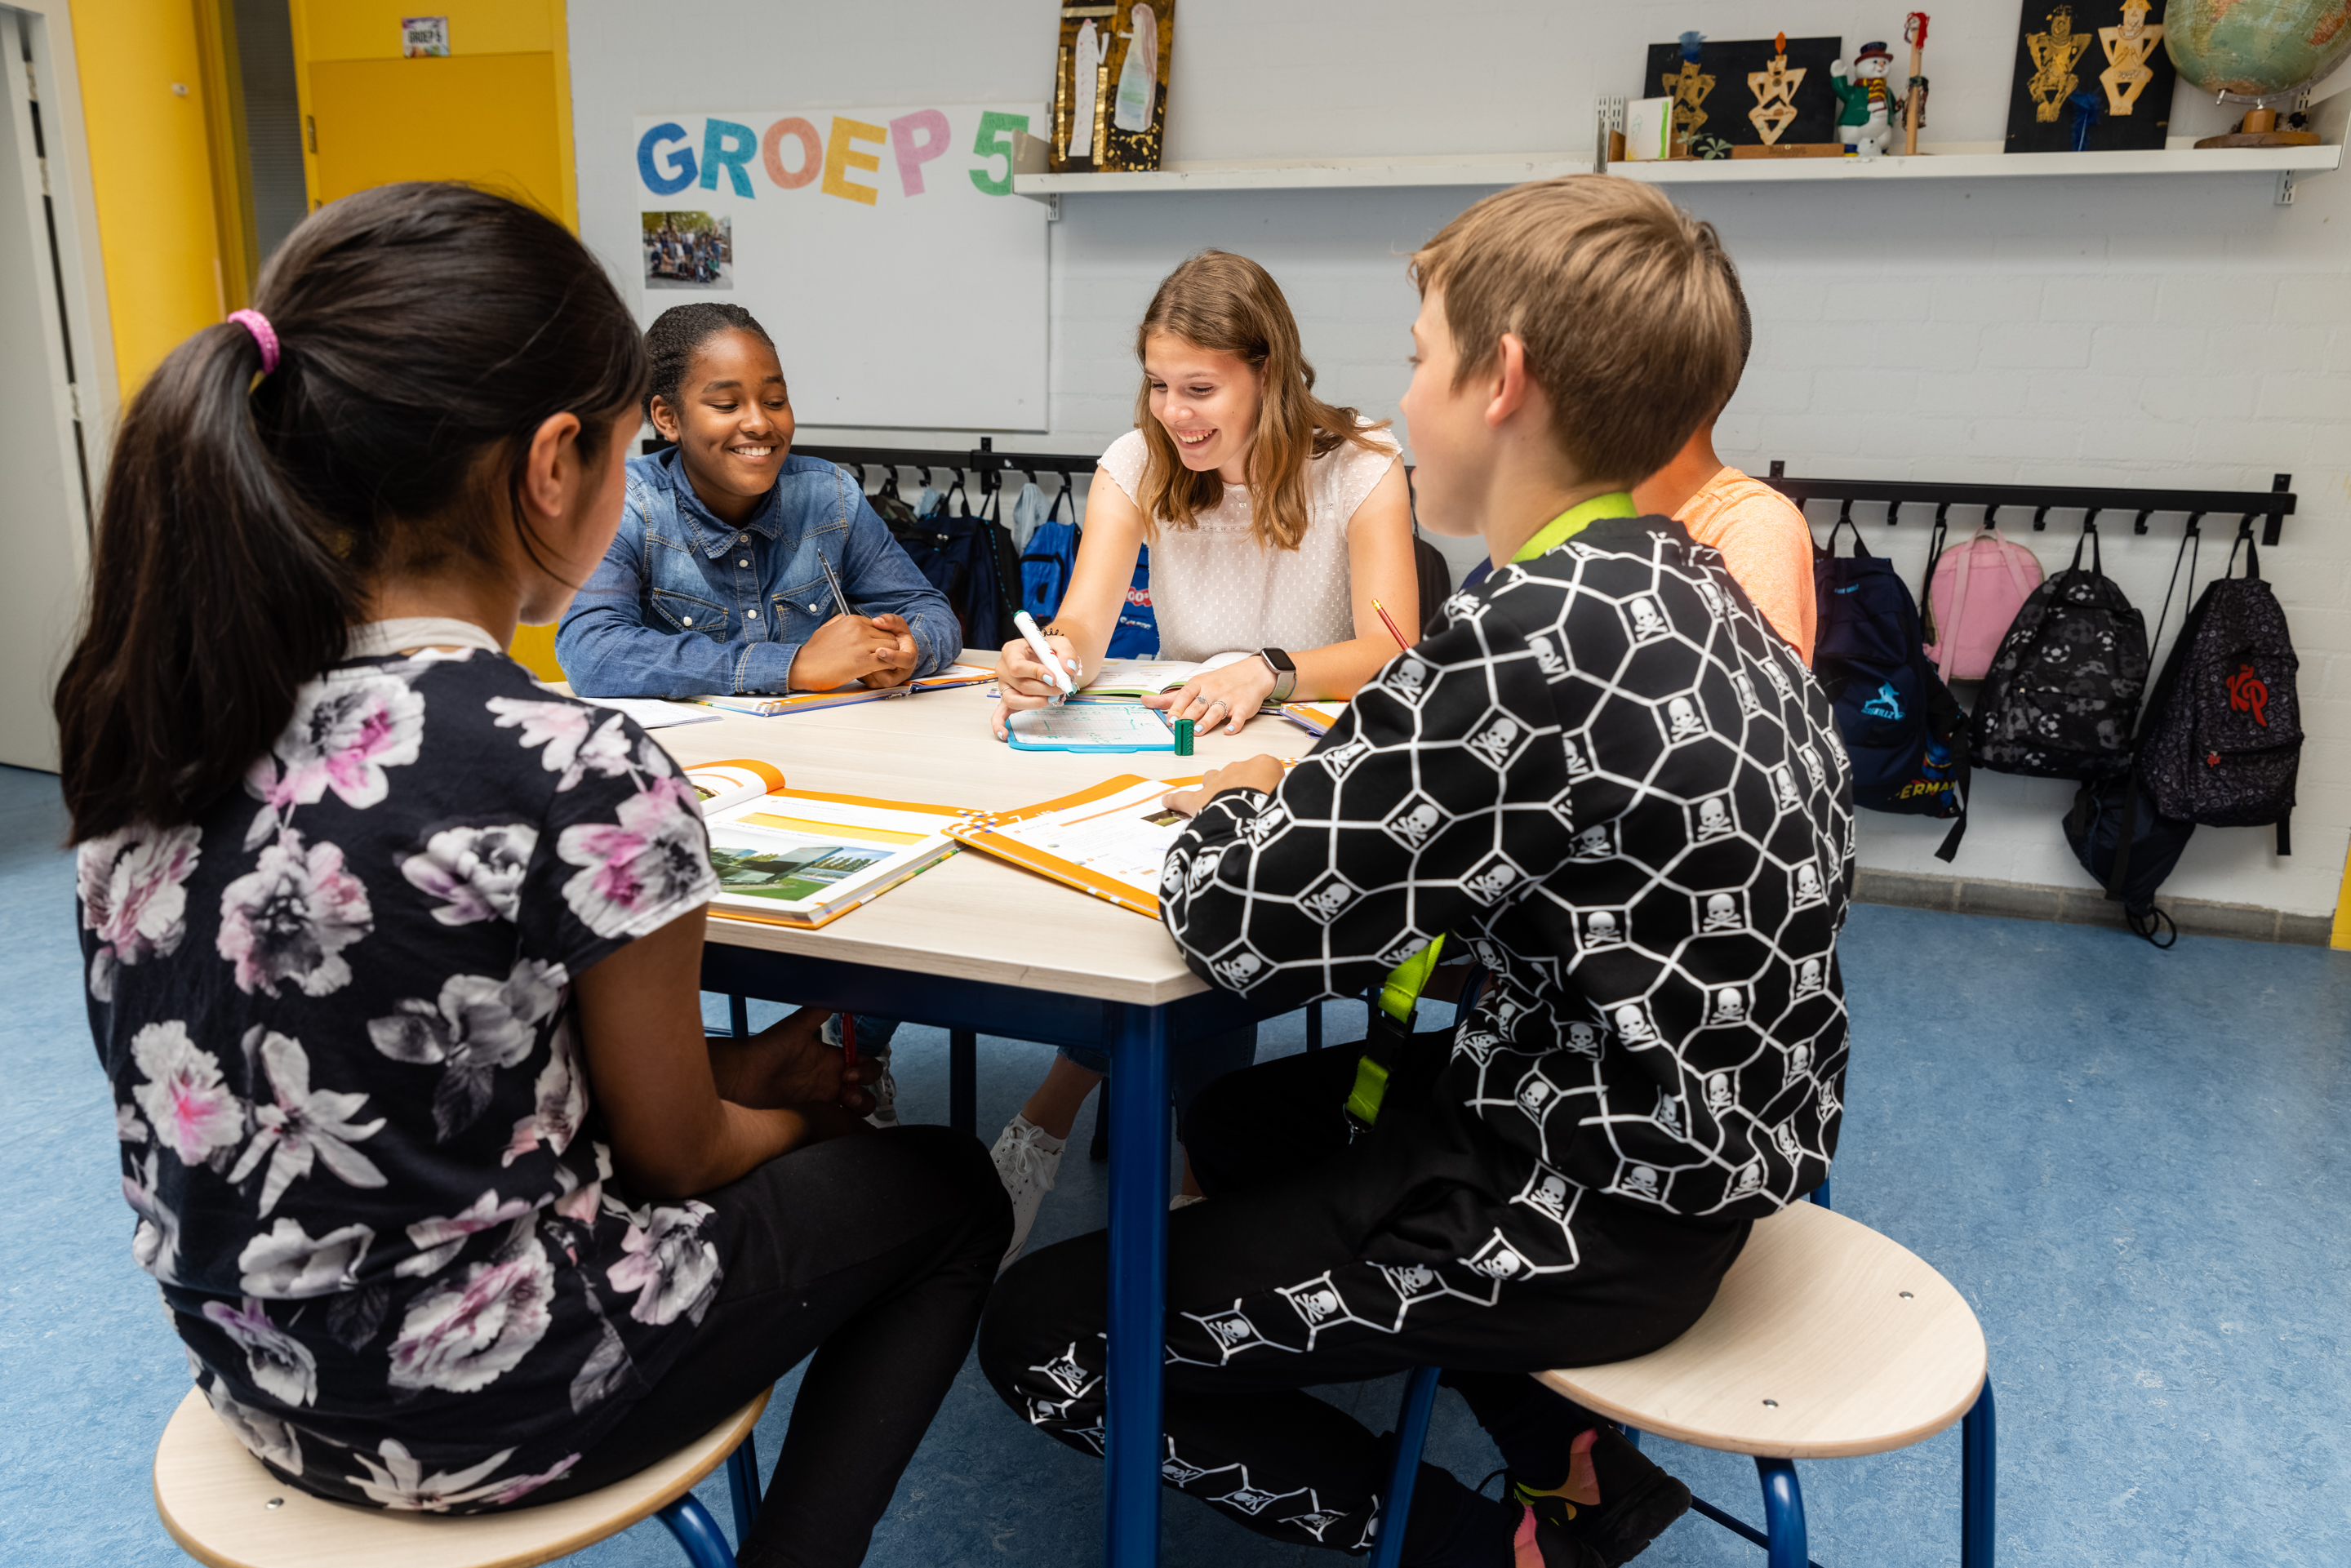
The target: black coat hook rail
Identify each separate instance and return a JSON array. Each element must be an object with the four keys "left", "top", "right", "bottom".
[
  {"left": 1763, "top": 461, "right": 2296, "bottom": 547},
  {"left": 640, "top": 436, "right": 1100, "bottom": 493},
  {"left": 793, "top": 437, "right": 1099, "bottom": 494}
]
